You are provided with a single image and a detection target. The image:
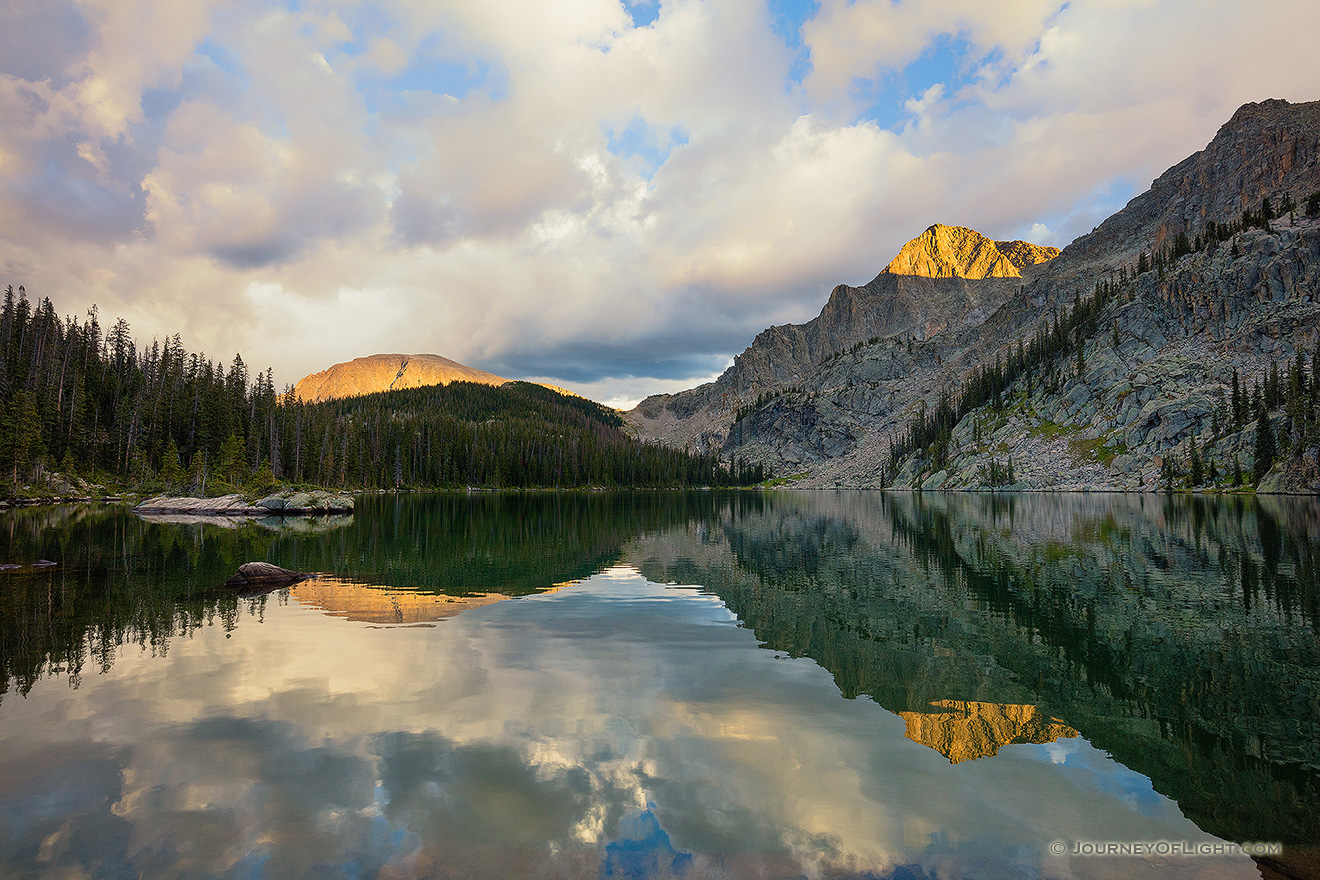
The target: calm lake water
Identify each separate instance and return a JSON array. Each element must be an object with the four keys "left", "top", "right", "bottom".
[{"left": 0, "top": 491, "right": 1317, "bottom": 880}]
